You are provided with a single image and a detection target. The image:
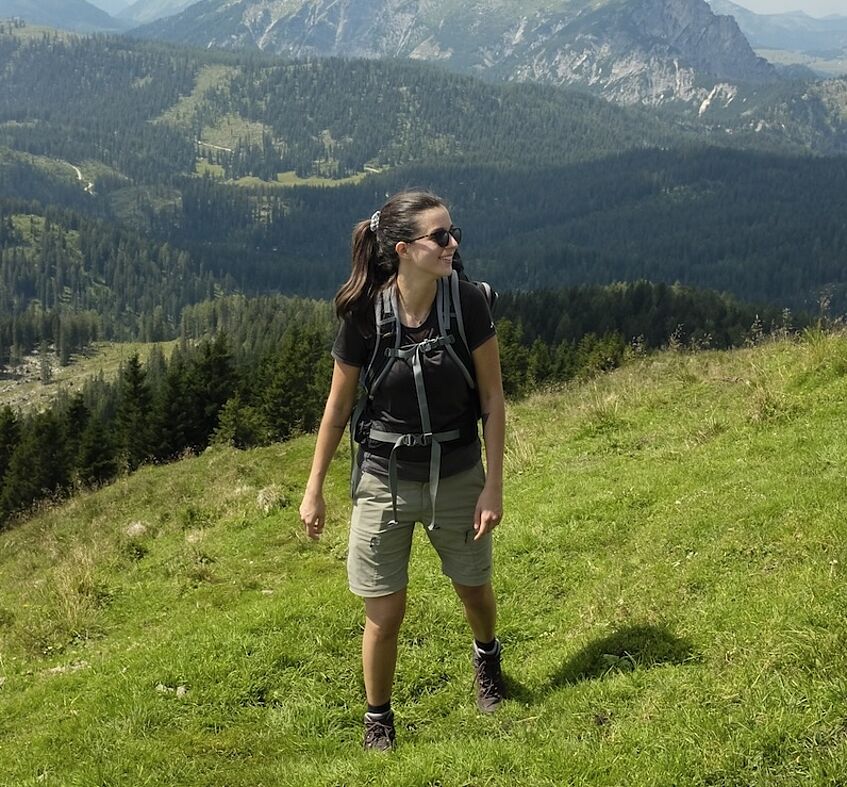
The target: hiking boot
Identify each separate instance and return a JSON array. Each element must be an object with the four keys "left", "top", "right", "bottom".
[
  {"left": 473, "top": 641, "right": 506, "bottom": 713},
  {"left": 363, "top": 710, "right": 396, "bottom": 751}
]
